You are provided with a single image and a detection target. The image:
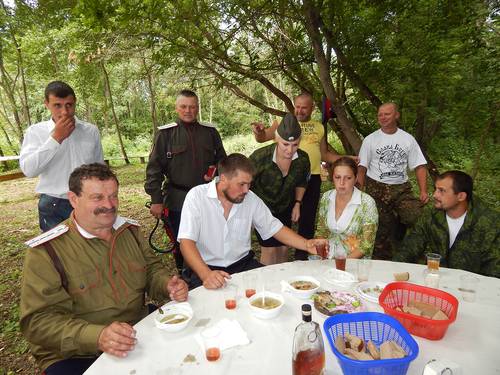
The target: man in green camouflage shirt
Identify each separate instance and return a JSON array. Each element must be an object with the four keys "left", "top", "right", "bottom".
[
  {"left": 395, "top": 170, "right": 499, "bottom": 277},
  {"left": 249, "top": 113, "right": 310, "bottom": 265}
]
